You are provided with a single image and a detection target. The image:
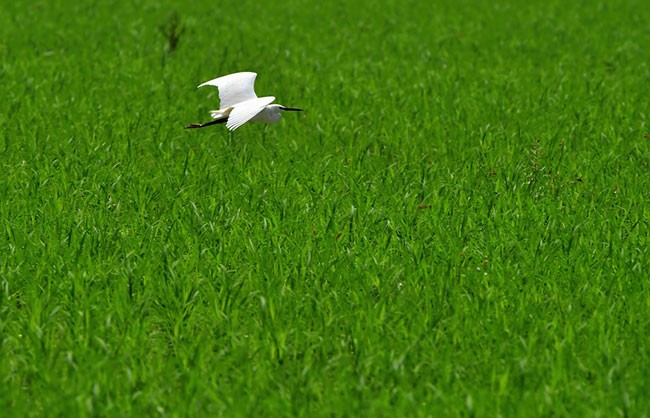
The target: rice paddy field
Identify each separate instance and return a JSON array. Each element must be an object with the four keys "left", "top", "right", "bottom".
[{"left": 1, "top": 0, "right": 650, "bottom": 416}]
